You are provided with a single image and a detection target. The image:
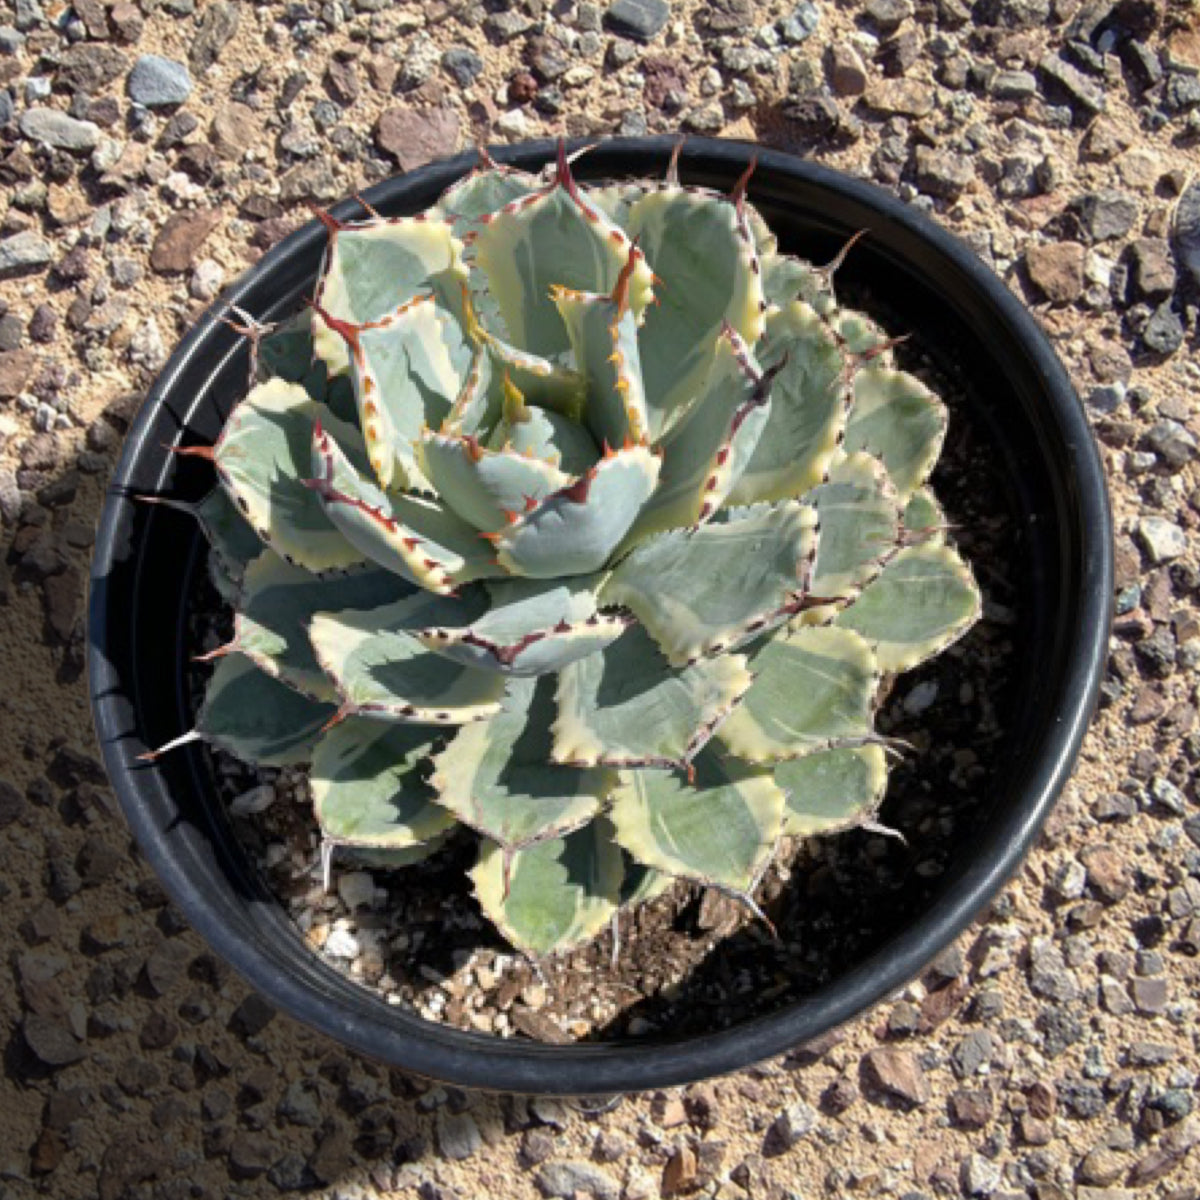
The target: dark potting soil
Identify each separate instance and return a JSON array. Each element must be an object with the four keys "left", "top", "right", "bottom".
[{"left": 184, "top": 281, "right": 1023, "bottom": 1045}]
